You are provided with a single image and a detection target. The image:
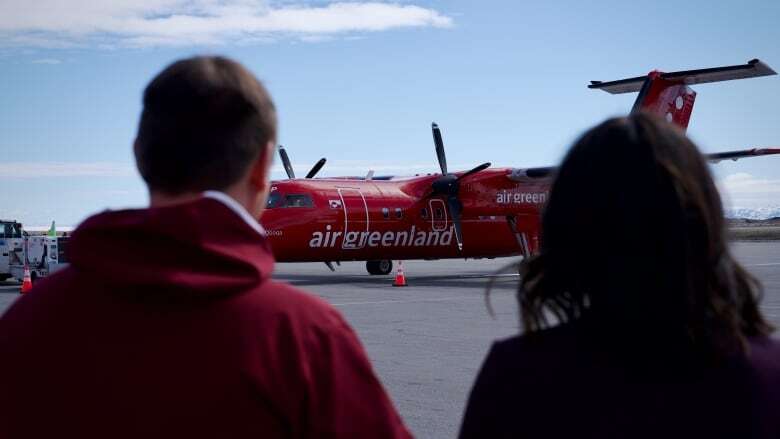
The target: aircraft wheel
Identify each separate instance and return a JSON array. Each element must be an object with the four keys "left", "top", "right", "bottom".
[{"left": 366, "top": 260, "right": 393, "bottom": 275}]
